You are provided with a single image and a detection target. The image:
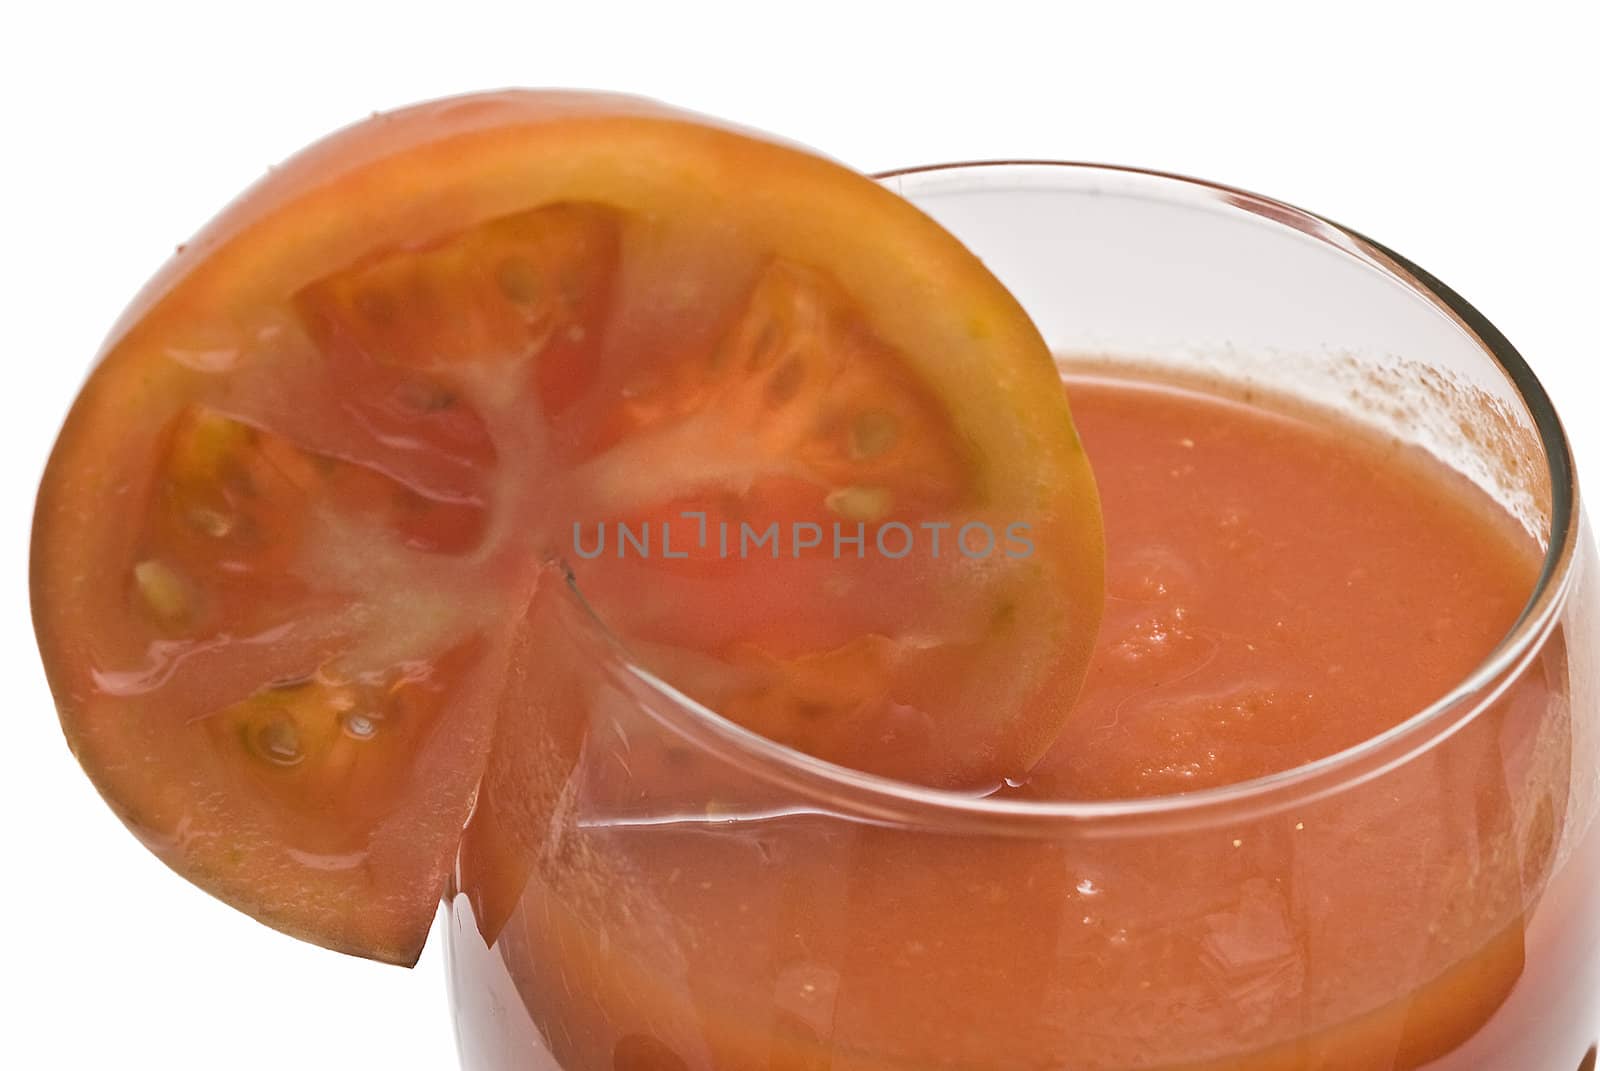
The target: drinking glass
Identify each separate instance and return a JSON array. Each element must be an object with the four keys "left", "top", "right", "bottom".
[{"left": 444, "top": 162, "right": 1600, "bottom": 1071}]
